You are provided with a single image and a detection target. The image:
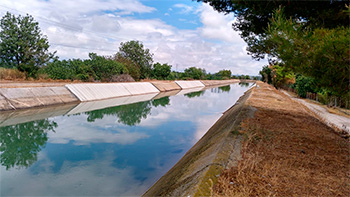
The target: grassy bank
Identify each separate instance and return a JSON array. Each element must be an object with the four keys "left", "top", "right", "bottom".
[{"left": 214, "top": 82, "right": 349, "bottom": 196}]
